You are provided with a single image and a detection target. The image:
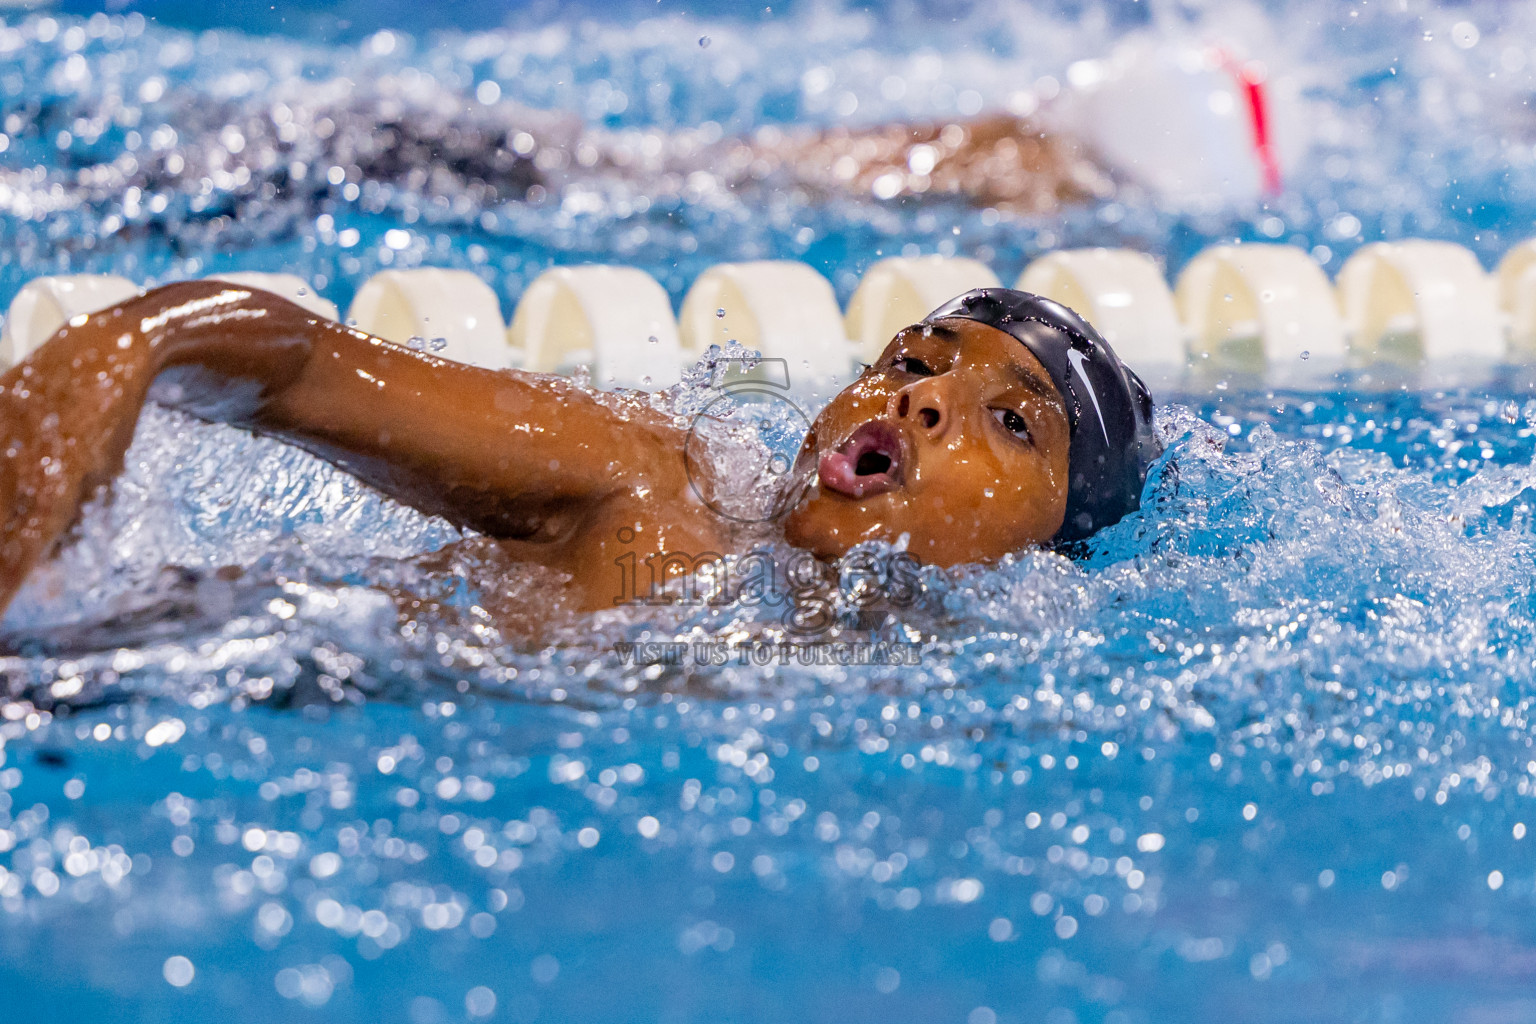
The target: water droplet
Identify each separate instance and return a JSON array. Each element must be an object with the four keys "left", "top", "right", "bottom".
[
  {"left": 162, "top": 956, "right": 195, "bottom": 987},
  {"left": 647, "top": 335, "right": 659, "bottom": 345},
  {"left": 1300, "top": 350, "right": 1310, "bottom": 361},
  {"left": 699, "top": 36, "right": 711, "bottom": 48},
  {"left": 716, "top": 308, "right": 726, "bottom": 319}
]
